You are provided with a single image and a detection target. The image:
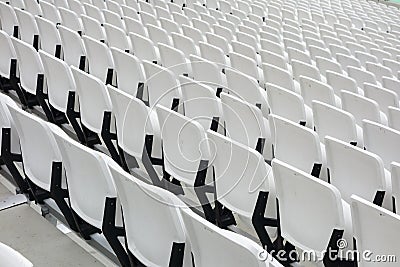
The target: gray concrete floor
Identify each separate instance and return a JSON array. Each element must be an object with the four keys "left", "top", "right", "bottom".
[{"left": 0, "top": 180, "right": 117, "bottom": 266}]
